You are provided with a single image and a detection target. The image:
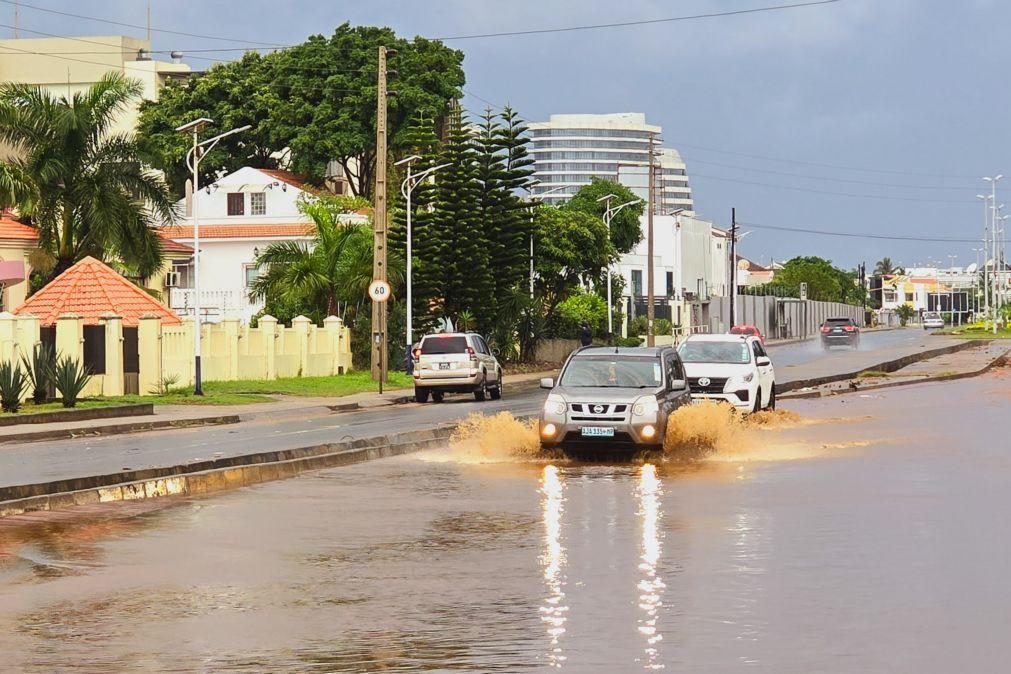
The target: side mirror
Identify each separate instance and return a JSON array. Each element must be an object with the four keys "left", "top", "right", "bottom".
[
  {"left": 540, "top": 377, "right": 555, "bottom": 389},
  {"left": 756, "top": 357, "right": 771, "bottom": 367},
  {"left": 670, "top": 378, "right": 687, "bottom": 391}
]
